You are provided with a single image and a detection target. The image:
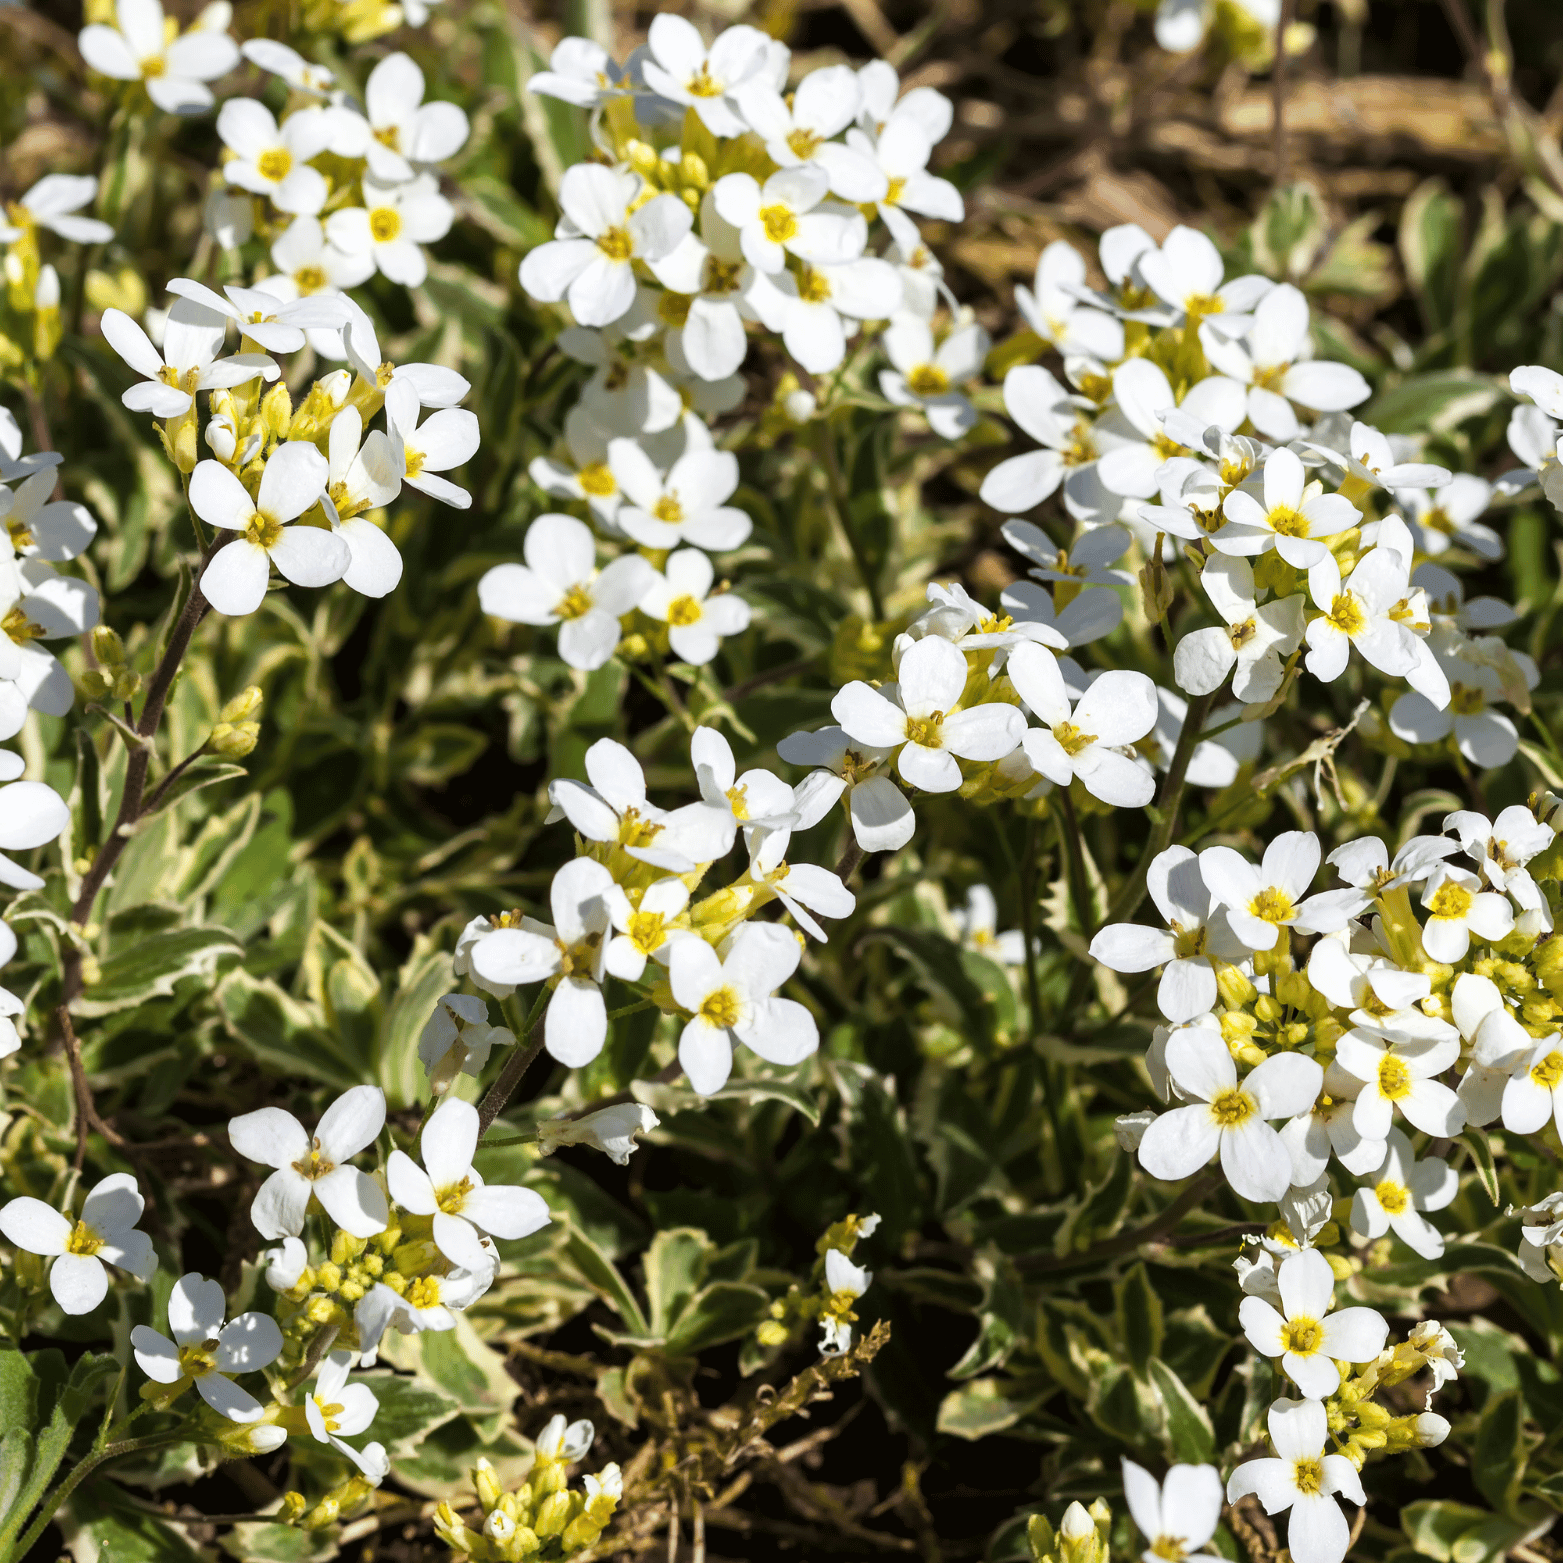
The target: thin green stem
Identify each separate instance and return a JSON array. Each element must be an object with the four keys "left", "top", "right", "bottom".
[
  {"left": 1056, "top": 788, "right": 1094, "bottom": 941},
  {"left": 476, "top": 990, "right": 552, "bottom": 1139},
  {"left": 1019, "top": 816, "right": 1065, "bottom": 1190}
]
